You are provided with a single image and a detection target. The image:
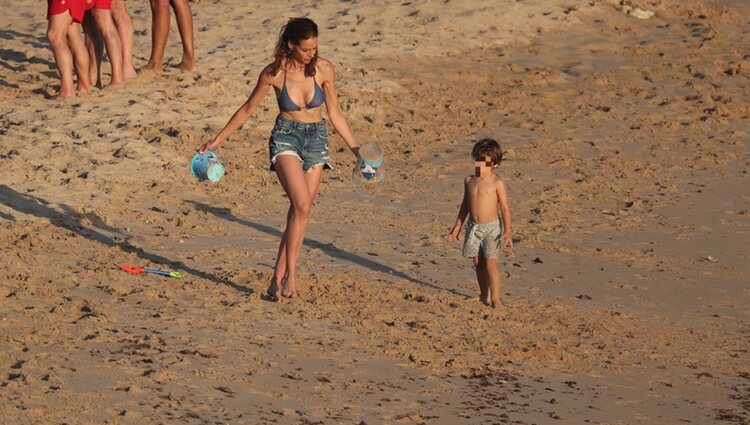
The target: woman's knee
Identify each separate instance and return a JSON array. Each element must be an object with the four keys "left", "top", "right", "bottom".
[{"left": 291, "top": 199, "right": 313, "bottom": 218}]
